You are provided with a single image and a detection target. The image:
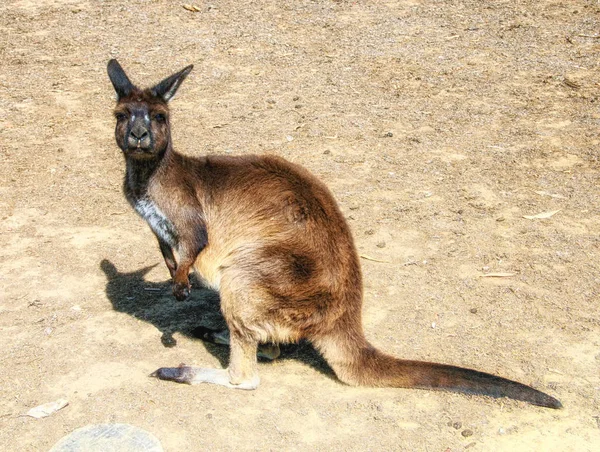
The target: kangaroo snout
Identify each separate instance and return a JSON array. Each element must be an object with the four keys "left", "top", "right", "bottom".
[{"left": 128, "top": 120, "right": 151, "bottom": 149}]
